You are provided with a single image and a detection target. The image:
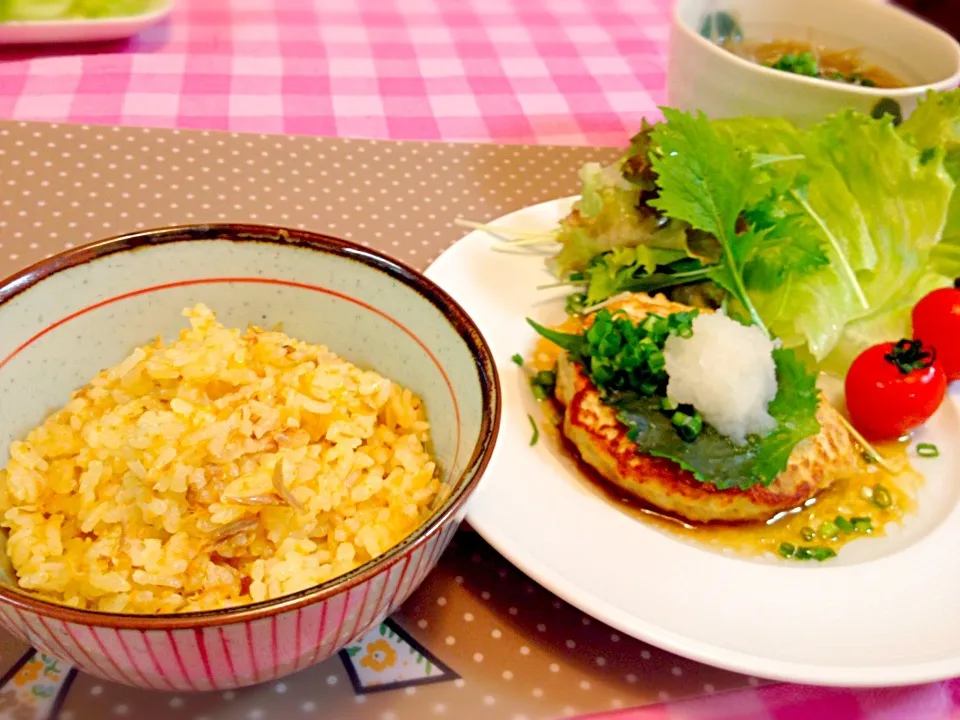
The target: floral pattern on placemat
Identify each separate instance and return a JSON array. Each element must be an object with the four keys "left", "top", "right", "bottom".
[
  {"left": 340, "top": 619, "right": 459, "bottom": 693},
  {"left": 0, "top": 650, "right": 76, "bottom": 720}
]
